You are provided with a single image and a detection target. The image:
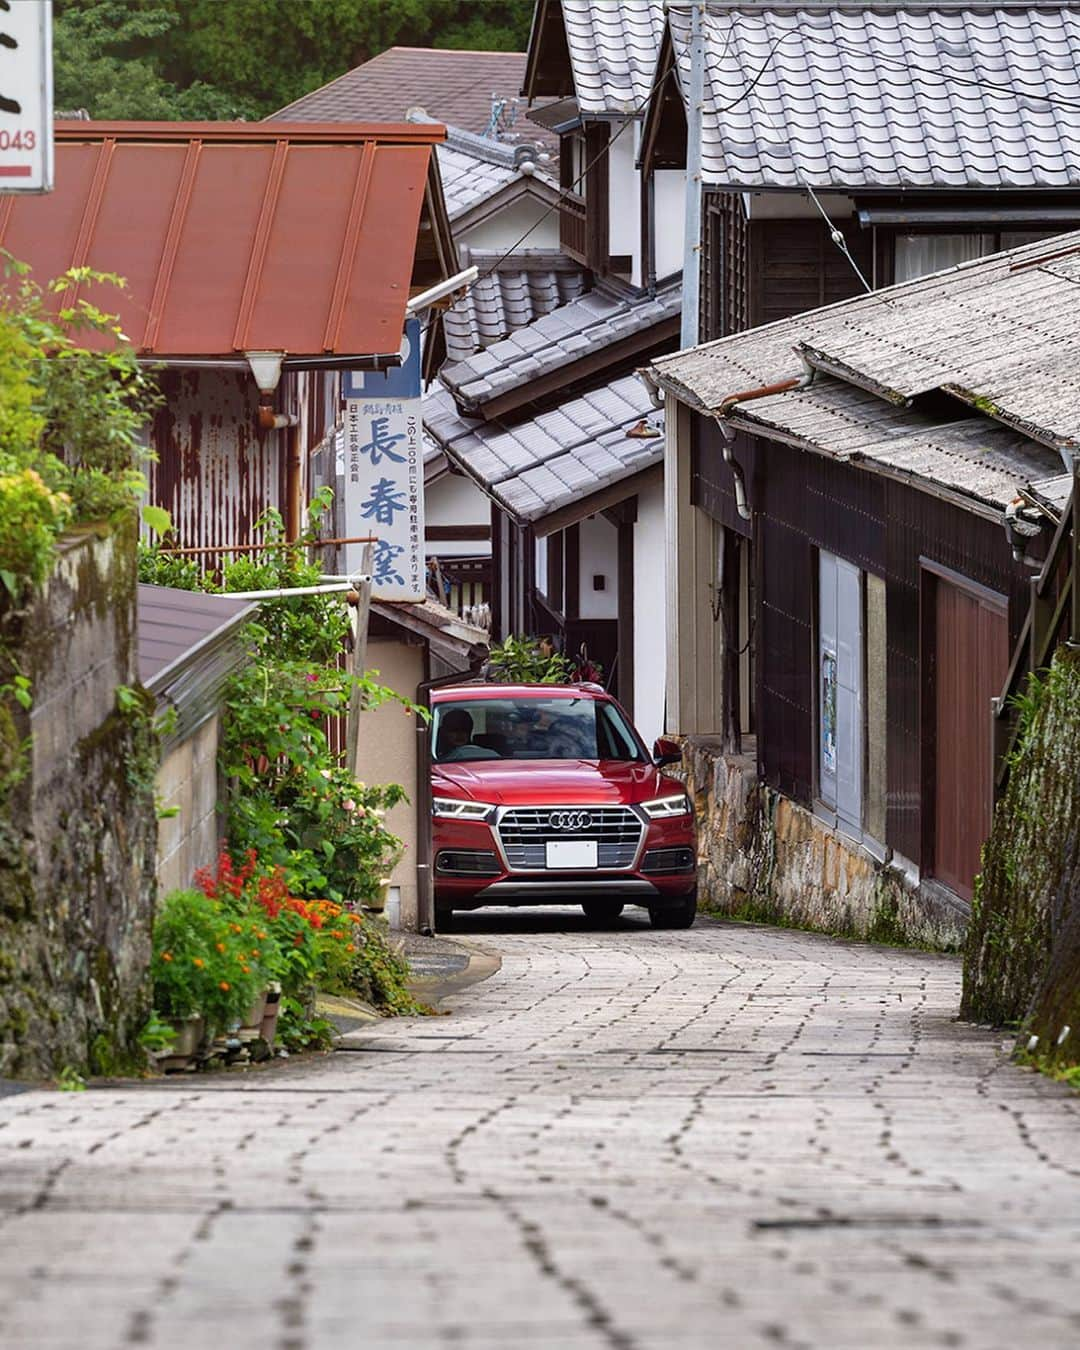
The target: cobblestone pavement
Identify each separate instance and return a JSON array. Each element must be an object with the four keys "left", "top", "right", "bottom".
[{"left": 2, "top": 911, "right": 1080, "bottom": 1350}]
